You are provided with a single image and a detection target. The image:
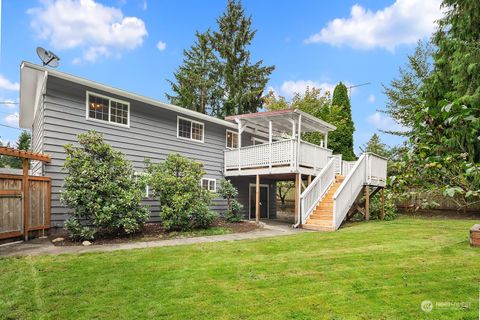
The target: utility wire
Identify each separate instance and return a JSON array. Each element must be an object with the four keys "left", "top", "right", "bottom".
[{"left": 0, "top": 123, "right": 23, "bottom": 131}]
